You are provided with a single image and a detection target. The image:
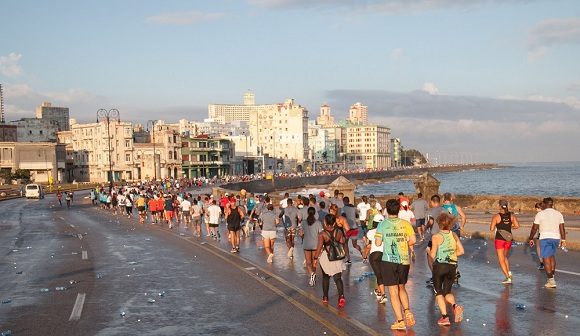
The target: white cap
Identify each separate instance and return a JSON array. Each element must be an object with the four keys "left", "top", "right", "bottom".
[{"left": 373, "top": 214, "right": 385, "bottom": 222}]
